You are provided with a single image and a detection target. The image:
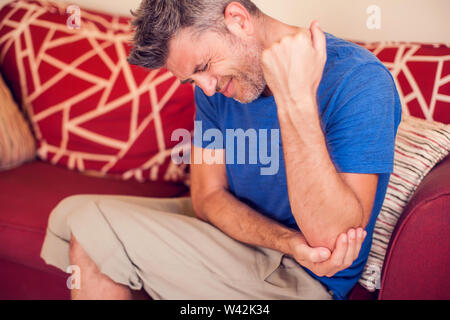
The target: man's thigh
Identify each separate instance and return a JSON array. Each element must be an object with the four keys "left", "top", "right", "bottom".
[
  {"left": 43, "top": 195, "right": 331, "bottom": 299},
  {"left": 86, "top": 197, "right": 330, "bottom": 299}
]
